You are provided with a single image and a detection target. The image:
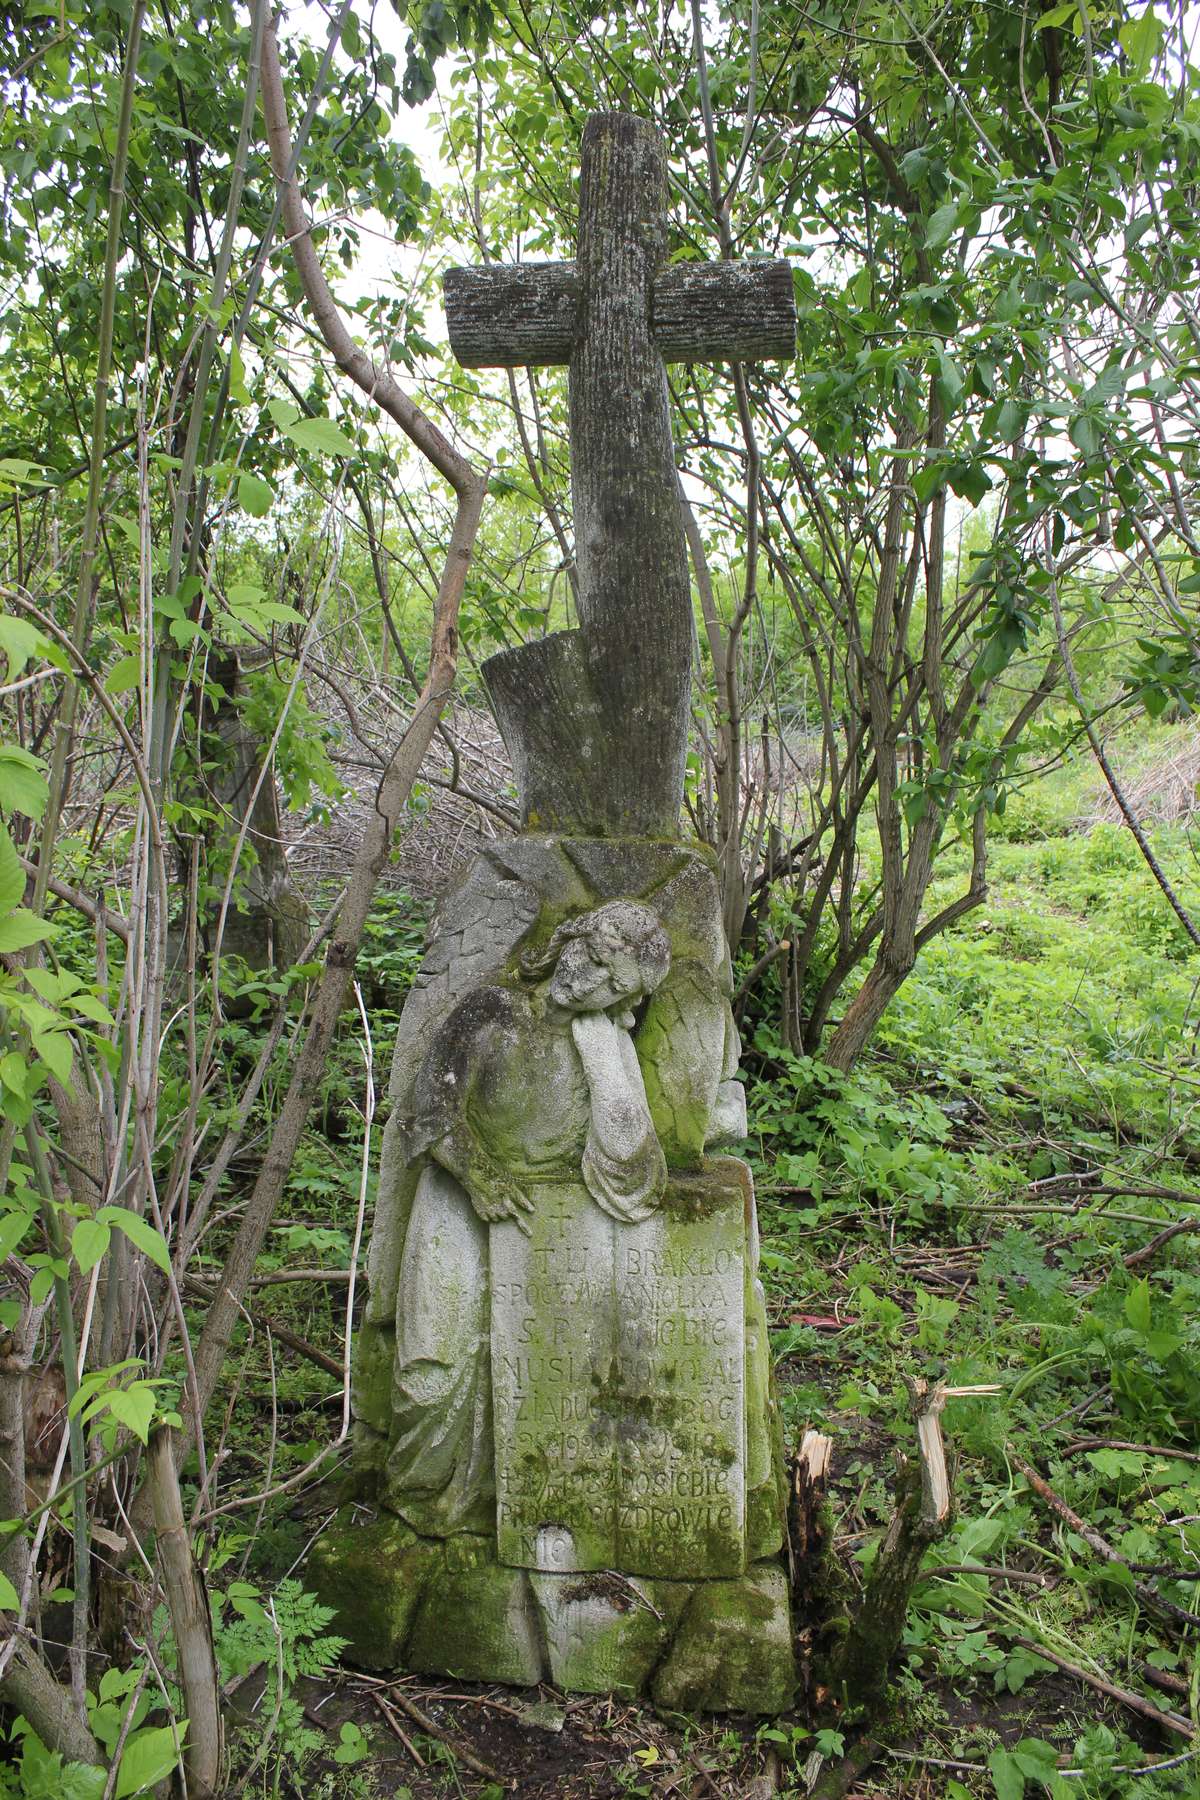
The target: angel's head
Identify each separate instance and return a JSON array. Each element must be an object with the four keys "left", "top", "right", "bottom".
[{"left": 521, "top": 901, "right": 670, "bottom": 1015}]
